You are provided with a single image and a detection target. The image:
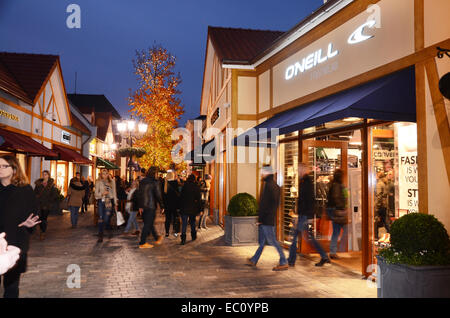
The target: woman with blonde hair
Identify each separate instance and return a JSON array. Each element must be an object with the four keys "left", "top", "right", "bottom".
[
  {"left": 95, "top": 169, "right": 118, "bottom": 242},
  {"left": 0, "top": 155, "right": 41, "bottom": 297},
  {"left": 122, "top": 178, "right": 140, "bottom": 236},
  {"left": 163, "top": 171, "right": 180, "bottom": 237}
]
